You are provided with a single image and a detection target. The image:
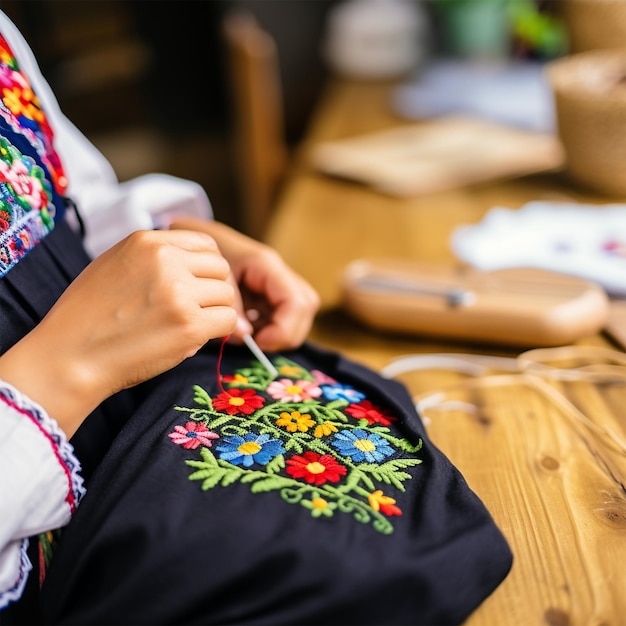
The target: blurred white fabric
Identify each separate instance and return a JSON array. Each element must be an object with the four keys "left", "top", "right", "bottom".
[
  {"left": 451, "top": 202, "right": 626, "bottom": 296},
  {"left": 393, "top": 59, "right": 556, "bottom": 133}
]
